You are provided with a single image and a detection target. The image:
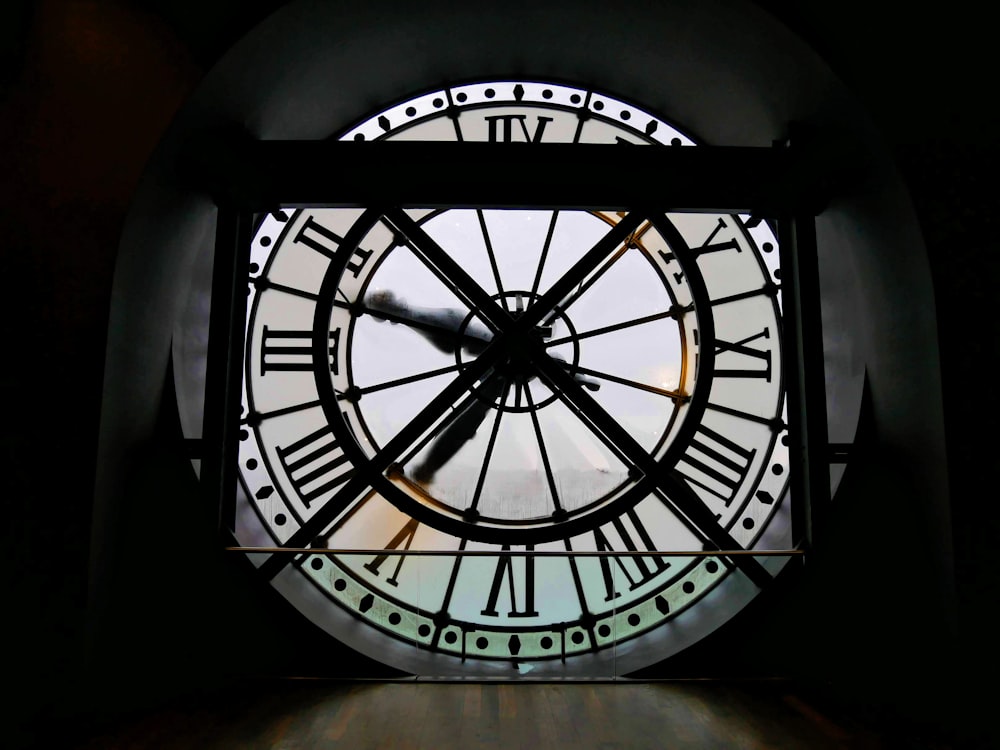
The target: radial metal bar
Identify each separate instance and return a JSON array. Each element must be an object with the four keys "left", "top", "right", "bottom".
[{"left": 227, "top": 547, "right": 804, "bottom": 556}]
